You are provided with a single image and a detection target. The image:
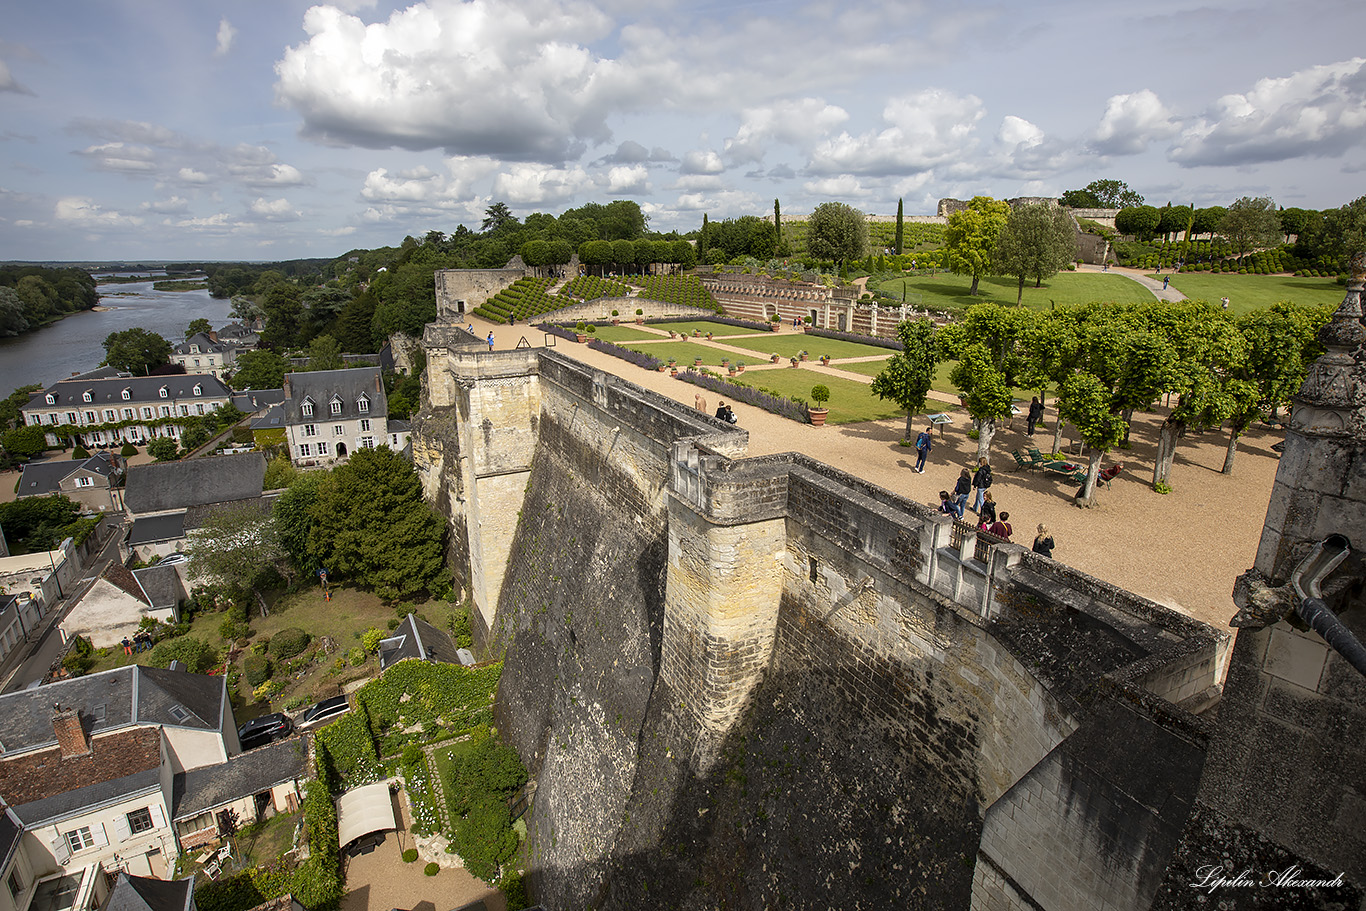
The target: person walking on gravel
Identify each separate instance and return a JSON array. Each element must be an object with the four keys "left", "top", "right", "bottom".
[
  {"left": 913, "top": 426, "right": 933, "bottom": 473},
  {"left": 971, "top": 457, "right": 992, "bottom": 513}
]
